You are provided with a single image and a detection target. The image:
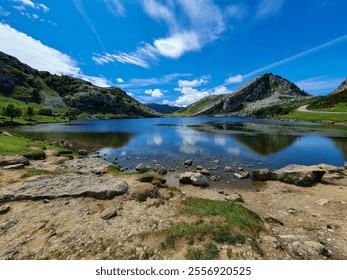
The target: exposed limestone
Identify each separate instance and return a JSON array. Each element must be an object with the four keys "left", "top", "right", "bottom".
[
  {"left": 0, "top": 156, "right": 30, "bottom": 167},
  {"left": 58, "top": 158, "right": 110, "bottom": 174},
  {"left": 0, "top": 174, "right": 128, "bottom": 202},
  {"left": 2, "top": 164, "right": 25, "bottom": 170},
  {"left": 253, "top": 164, "right": 327, "bottom": 186},
  {"left": 100, "top": 208, "right": 118, "bottom": 220}
]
